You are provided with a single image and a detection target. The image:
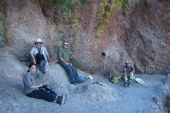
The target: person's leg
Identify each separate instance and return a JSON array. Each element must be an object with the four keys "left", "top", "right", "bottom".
[
  {"left": 40, "top": 85, "right": 57, "bottom": 95},
  {"left": 58, "top": 62, "right": 76, "bottom": 84},
  {"left": 127, "top": 73, "right": 133, "bottom": 87},
  {"left": 76, "top": 74, "right": 87, "bottom": 83},
  {"left": 39, "top": 60, "right": 46, "bottom": 73},
  {"left": 70, "top": 66, "right": 83, "bottom": 83},
  {"left": 27, "top": 90, "right": 56, "bottom": 102},
  {"left": 130, "top": 73, "right": 134, "bottom": 80},
  {"left": 124, "top": 75, "right": 128, "bottom": 87}
]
